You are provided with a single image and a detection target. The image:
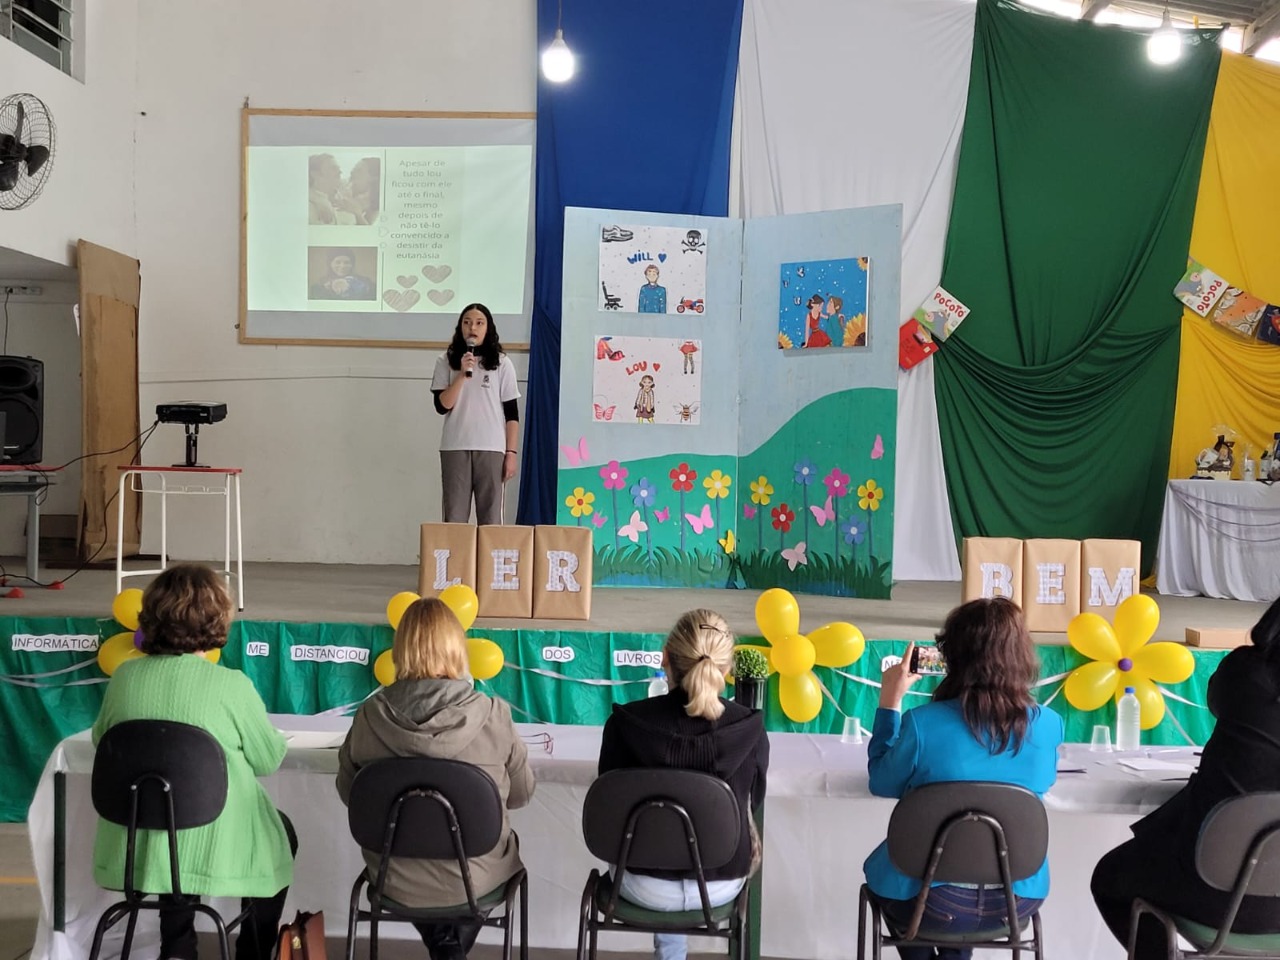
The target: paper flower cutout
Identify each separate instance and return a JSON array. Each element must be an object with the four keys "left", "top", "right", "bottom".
[
  {"left": 750, "top": 476, "right": 774, "bottom": 505},
  {"left": 630, "top": 477, "right": 655, "bottom": 507},
  {"left": 771, "top": 503, "right": 795, "bottom": 533},
  {"left": 824, "top": 467, "right": 850, "bottom": 499},
  {"left": 565, "top": 487, "right": 595, "bottom": 518},
  {"left": 703, "top": 469, "right": 732, "bottom": 500},
  {"left": 600, "top": 460, "right": 628, "bottom": 490},
  {"left": 1062, "top": 595, "right": 1194, "bottom": 730},
  {"left": 669, "top": 462, "right": 697, "bottom": 492},
  {"left": 858, "top": 479, "right": 884, "bottom": 511}
]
